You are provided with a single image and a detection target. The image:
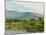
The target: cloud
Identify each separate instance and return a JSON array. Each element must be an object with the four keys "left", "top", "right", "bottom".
[{"left": 16, "top": 2, "right": 43, "bottom": 14}]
